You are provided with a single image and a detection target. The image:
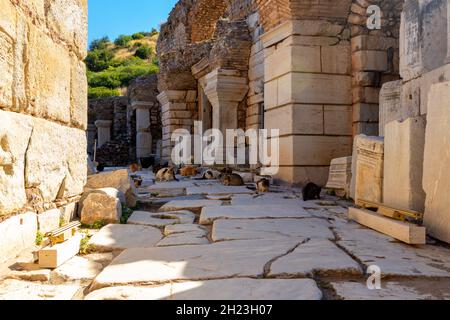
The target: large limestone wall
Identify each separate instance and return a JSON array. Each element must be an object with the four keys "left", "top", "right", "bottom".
[{"left": 0, "top": 0, "right": 88, "bottom": 222}]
